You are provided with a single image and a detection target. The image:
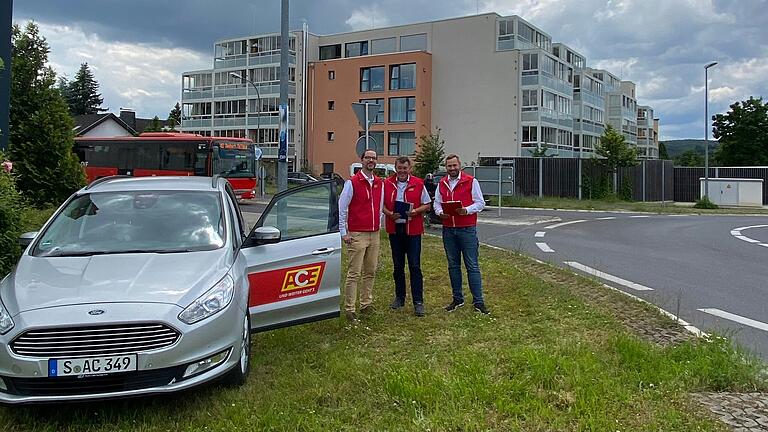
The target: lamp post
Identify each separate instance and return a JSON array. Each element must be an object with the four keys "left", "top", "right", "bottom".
[
  {"left": 704, "top": 61, "right": 717, "bottom": 199},
  {"left": 230, "top": 72, "right": 261, "bottom": 149}
]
